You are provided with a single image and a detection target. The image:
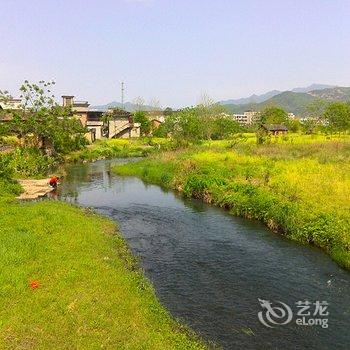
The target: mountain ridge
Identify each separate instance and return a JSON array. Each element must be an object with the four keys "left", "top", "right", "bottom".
[
  {"left": 221, "top": 85, "right": 350, "bottom": 115},
  {"left": 219, "top": 84, "right": 335, "bottom": 106}
]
